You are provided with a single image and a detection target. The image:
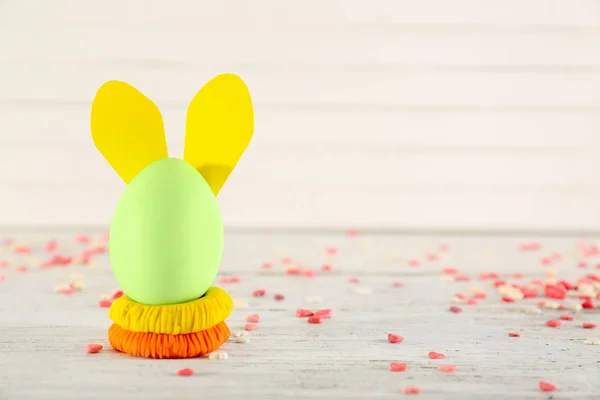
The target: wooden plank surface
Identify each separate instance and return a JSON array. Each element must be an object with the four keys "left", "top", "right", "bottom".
[{"left": 0, "top": 231, "right": 599, "bottom": 399}]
